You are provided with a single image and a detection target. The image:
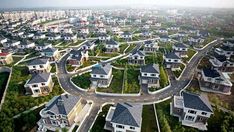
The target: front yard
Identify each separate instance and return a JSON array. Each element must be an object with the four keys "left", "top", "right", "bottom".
[
  {"left": 97, "top": 69, "right": 124, "bottom": 93},
  {"left": 123, "top": 67, "right": 140, "bottom": 94},
  {"left": 66, "top": 64, "right": 76, "bottom": 72},
  {"left": 71, "top": 73, "right": 91, "bottom": 89},
  {"left": 90, "top": 104, "right": 113, "bottom": 132},
  {"left": 119, "top": 43, "right": 128, "bottom": 53},
  {"left": 182, "top": 48, "right": 197, "bottom": 63},
  {"left": 141, "top": 105, "right": 158, "bottom": 132},
  {"left": 172, "top": 64, "right": 185, "bottom": 78}
]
